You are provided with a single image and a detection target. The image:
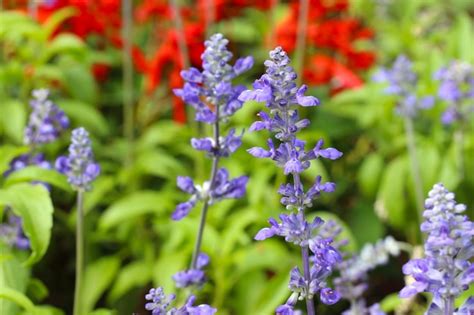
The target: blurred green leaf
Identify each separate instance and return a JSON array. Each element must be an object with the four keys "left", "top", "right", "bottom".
[
  {"left": 108, "top": 260, "right": 152, "bottom": 302},
  {"left": 57, "top": 100, "right": 109, "bottom": 137},
  {"left": 44, "top": 34, "right": 85, "bottom": 60},
  {"left": 41, "top": 7, "right": 78, "bottom": 40},
  {"left": 357, "top": 153, "right": 384, "bottom": 199},
  {"left": 61, "top": 64, "right": 98, "bottom": 105},
  {"left": 380, "top": 292, "right": 403, "bottom": 312},
  {"left": 0, "top": 184, "right": 54, "bottom": 265},
  {"left": 99, "top": 191, "right": 173, "bottom": 230},
  {"left": 0, "top": 287, "right": 35, "bottom": 312},
  {"left": 0, "top": 100, "right": 26, "bottom": 144},
  {"left": 0, "top": 146, "right": 29, "bottom": 175},
  {"left": 4, "top": 166, "right": 71, "bottom": 191},
  {"left": 377, "top": 157, "right": 407, "bottom": 229},
  {"left": 82, "top": 256, "right": 120, "bottom": 314}
]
